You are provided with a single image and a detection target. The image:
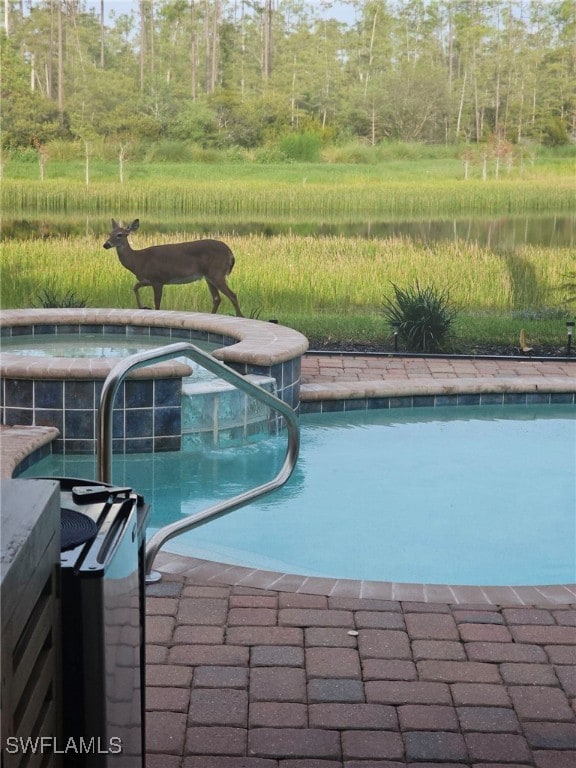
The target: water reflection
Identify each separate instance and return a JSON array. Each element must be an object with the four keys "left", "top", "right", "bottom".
[
  {"left": 4, "top": 214, "right": 574, "bottom": 248},
  {"left": 353, "top": 215, "right": 575, "bottom": 248}
]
